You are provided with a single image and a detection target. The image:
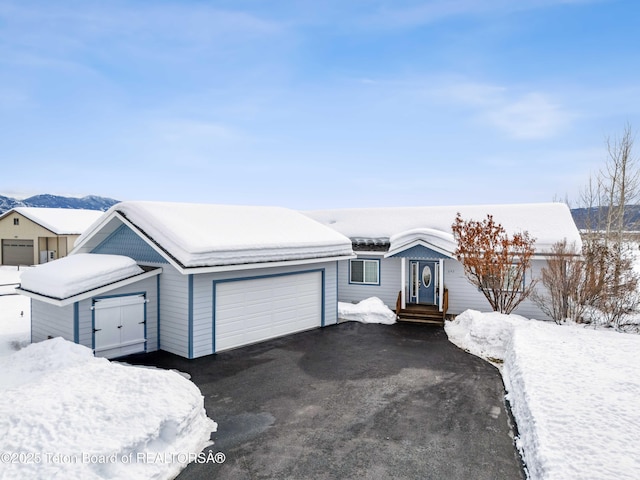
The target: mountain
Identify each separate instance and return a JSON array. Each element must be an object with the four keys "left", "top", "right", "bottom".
[
  {"left": 570, "top": 205, "right": 640, "bottom": 231},
  {"left": 0, "top": 194, "right": 119, "bottom": 215}
]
